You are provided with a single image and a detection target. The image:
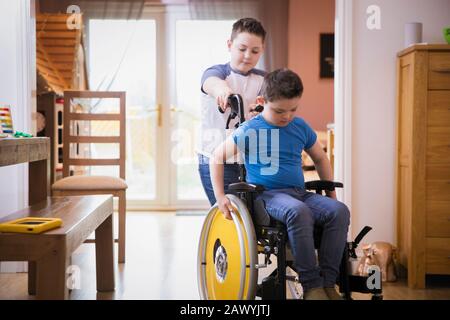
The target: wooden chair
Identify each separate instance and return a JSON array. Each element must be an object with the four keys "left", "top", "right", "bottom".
[{"left": 52, "top": 91, "right": 127, "bottom": 263}]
